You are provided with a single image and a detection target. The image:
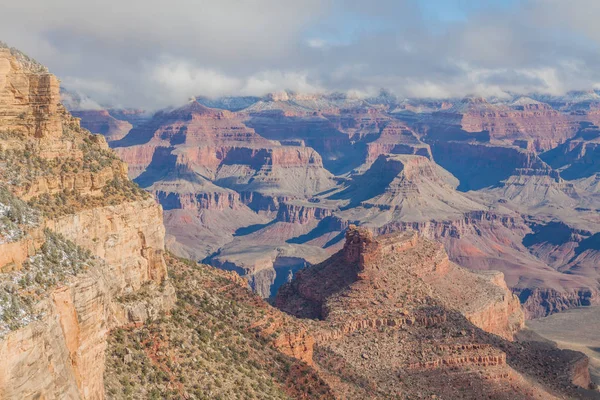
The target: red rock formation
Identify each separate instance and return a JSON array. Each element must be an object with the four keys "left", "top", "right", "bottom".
[
  {"left": 426, "top": 97, "right": 578, "bottom": 151},
  {"left": 274, "top": 227, "right": 593, "bottom": 398},
  {"left": 71, "top": 109, "right": 133, "bottom": 142},
  {"left": 277, "top": 226, "right": 523, "bottom": 339},
  {"left": 364, "top": 121, "right": 432, "bottom": 164}
]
